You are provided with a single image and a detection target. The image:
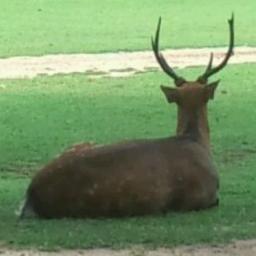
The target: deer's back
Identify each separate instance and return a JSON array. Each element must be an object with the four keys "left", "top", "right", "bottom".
[{"left": 27, "top": 137, "right": 218, "bottom": 218}]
